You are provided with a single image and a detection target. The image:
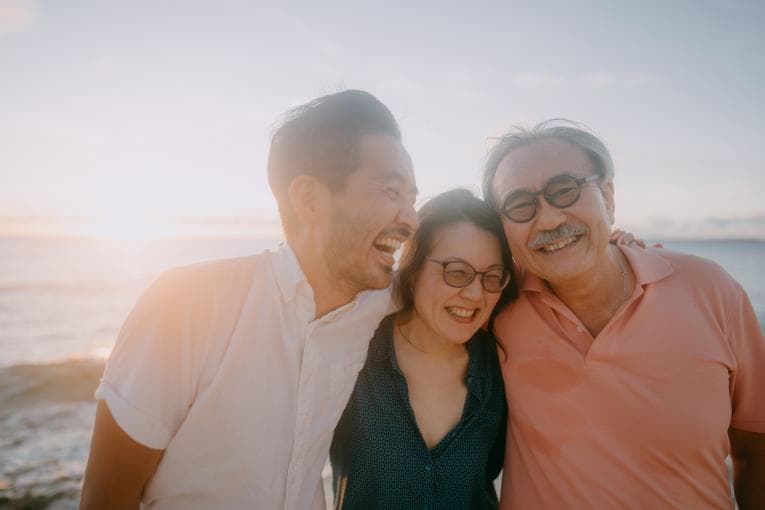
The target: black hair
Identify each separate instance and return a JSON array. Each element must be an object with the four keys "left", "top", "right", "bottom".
[
  {"left": 394, "top": 188, "right": 518, "bottom": 331},
  {"left": 267, "top": 90, "right": 401, "bottom": 235}
]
